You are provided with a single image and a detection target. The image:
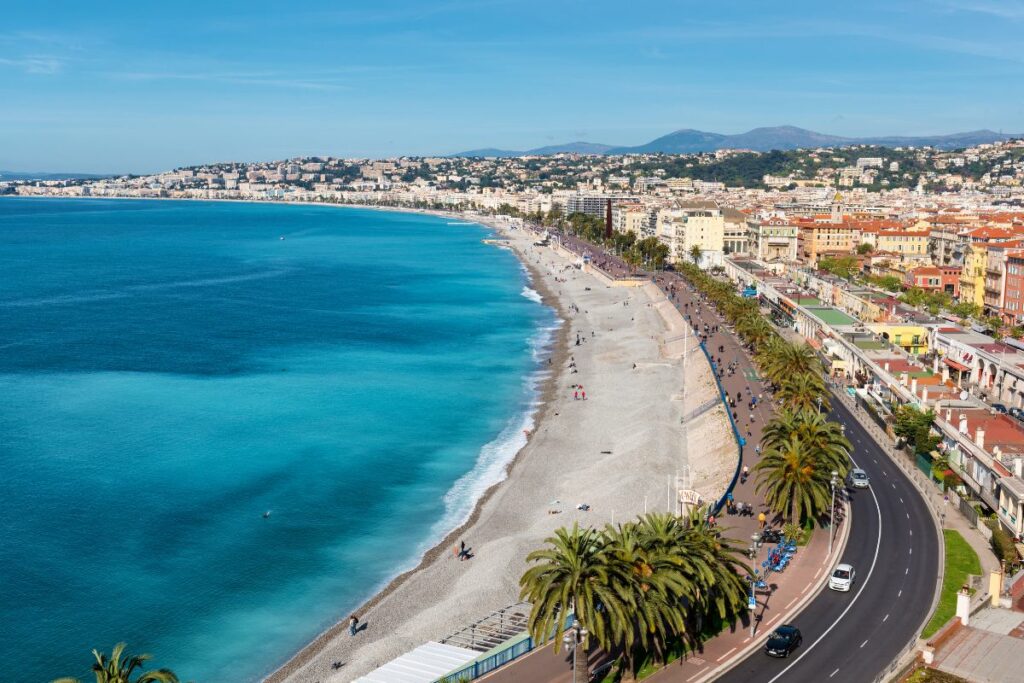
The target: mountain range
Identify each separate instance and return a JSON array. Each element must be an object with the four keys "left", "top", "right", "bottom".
[{"left": 449, "top": 126, "right": 1020, "bottom": 157}]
